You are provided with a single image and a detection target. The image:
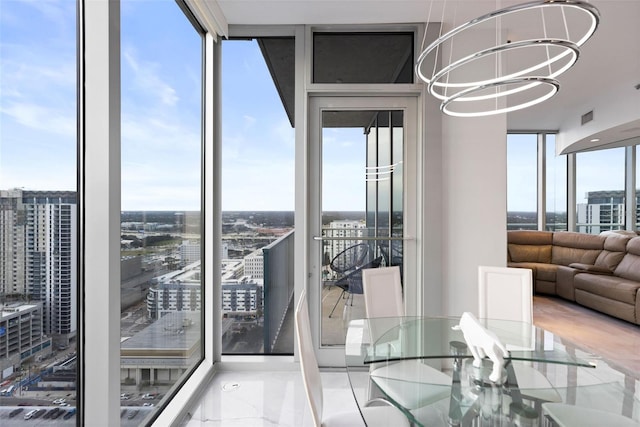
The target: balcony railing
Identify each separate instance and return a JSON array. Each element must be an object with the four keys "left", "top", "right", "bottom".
[{"left": 262, "top": 230, "right": 294, "bottom": 354}]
